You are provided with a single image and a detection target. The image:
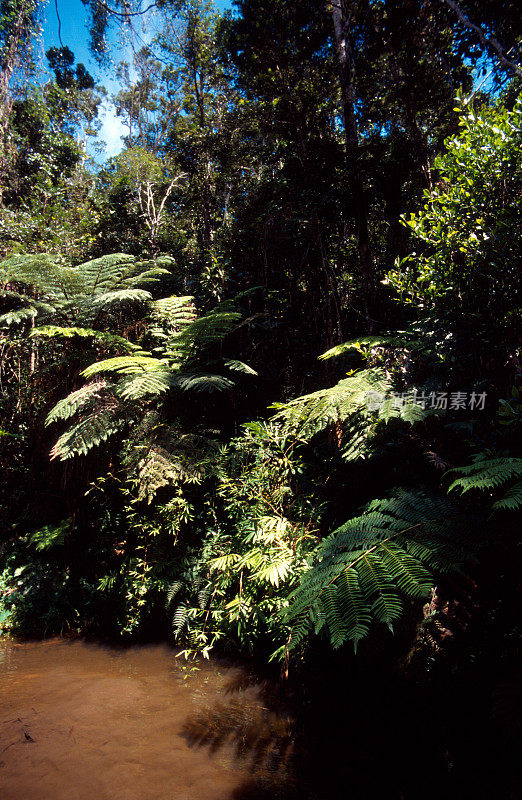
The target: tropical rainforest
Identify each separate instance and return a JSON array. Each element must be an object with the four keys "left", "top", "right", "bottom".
[{"left": 0, "top": 0, "right": 521, "bottom": 797}]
